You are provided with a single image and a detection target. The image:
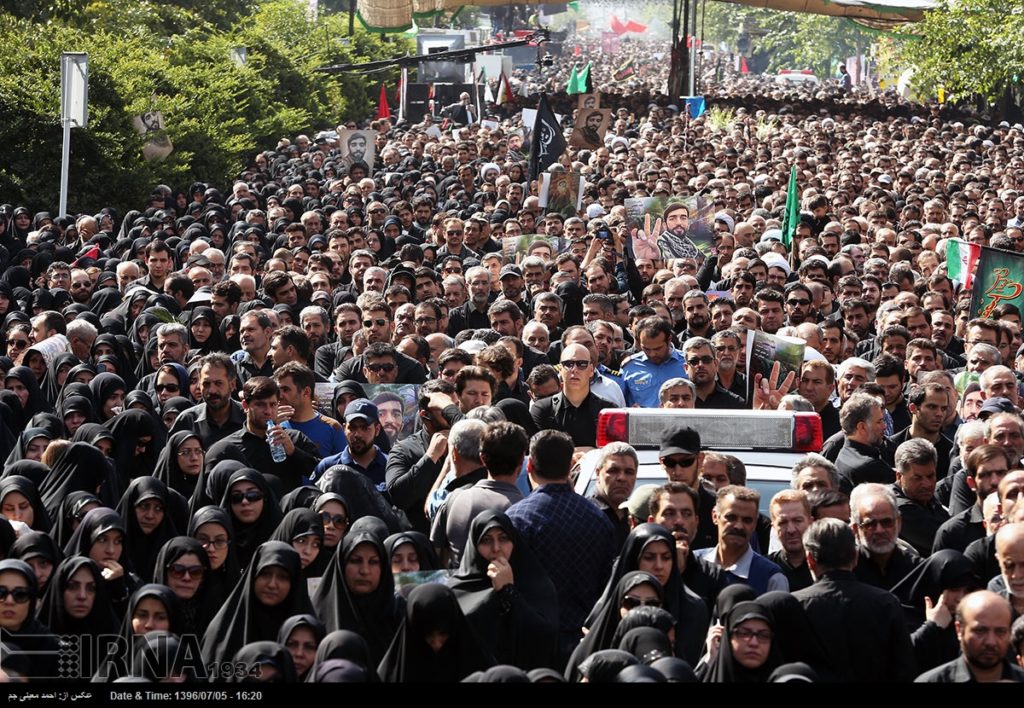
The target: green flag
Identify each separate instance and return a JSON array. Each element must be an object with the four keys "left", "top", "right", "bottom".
[
  {"left": 781, "top": 165, "right": 799, "bottom": 248},
  {"left": 566, "top": 65, "right": 580, "bottom": 94},
  {"left": 970, "top": 245, "right": 1024, "bottom": 318}
]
